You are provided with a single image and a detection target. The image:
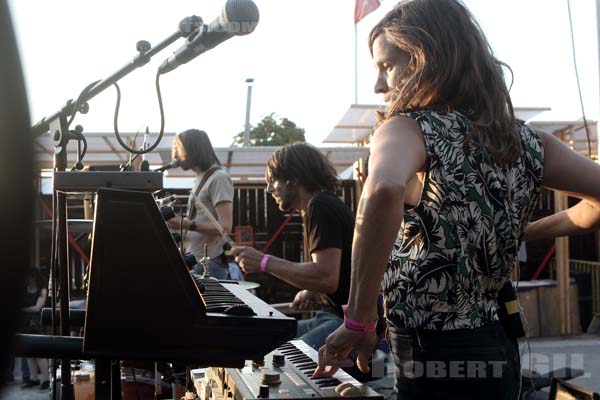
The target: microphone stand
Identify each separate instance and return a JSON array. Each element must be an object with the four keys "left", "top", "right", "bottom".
[
  {"left": 29, "top": 15, "right": 202, "bottom": 400},
  {"left": 31, "top": 15, "right": 202, "bottom": 139}
]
